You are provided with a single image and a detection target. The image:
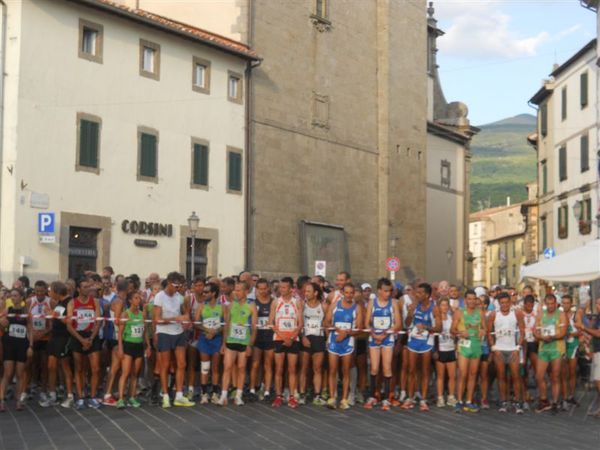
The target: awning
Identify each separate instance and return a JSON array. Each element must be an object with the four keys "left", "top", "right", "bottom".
[{"left": 520, "top": 239, "right": 600, "bottom": 282}]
